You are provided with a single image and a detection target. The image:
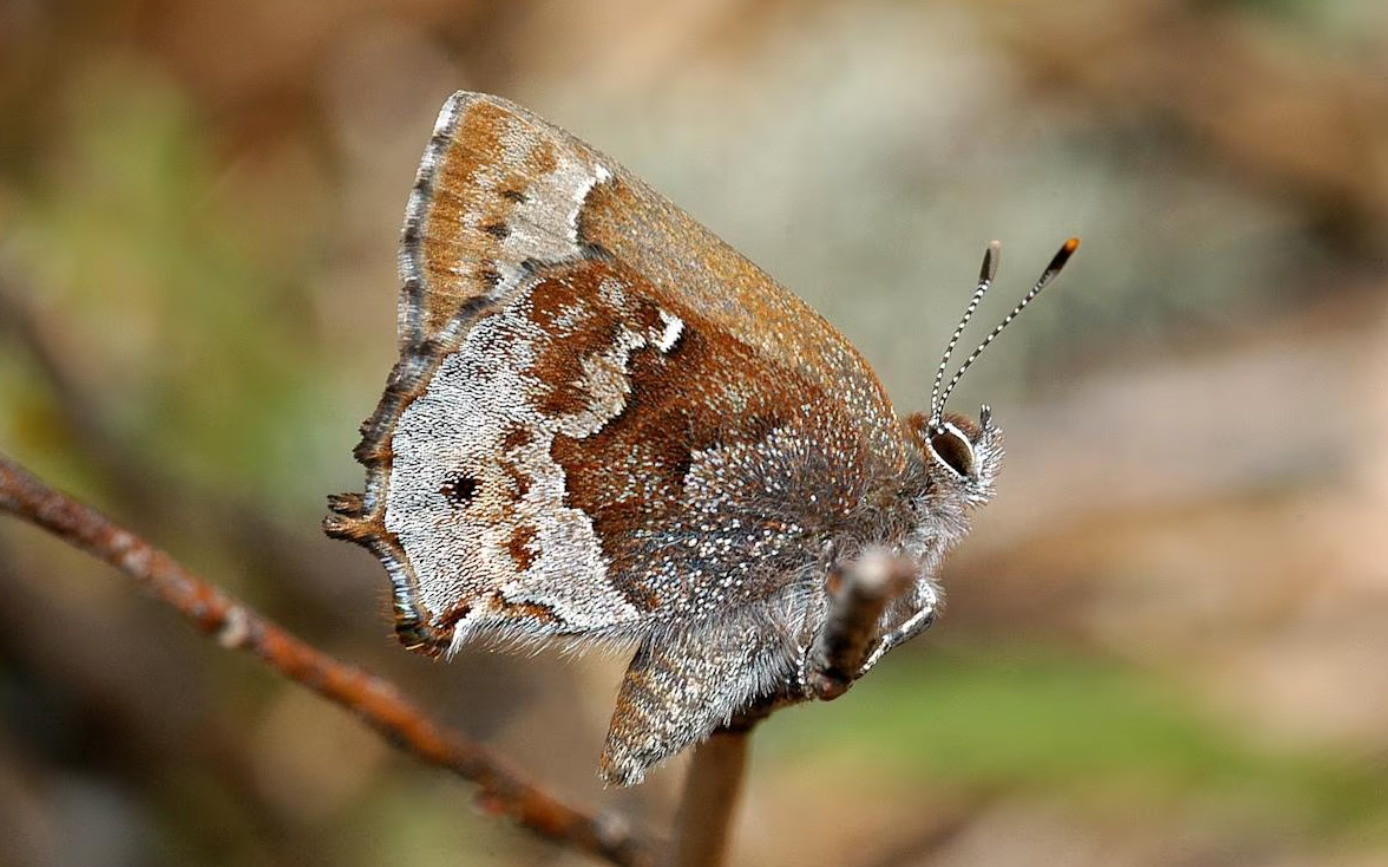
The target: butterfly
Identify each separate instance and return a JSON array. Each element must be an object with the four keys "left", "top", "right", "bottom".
[{"left": 325, "top": 91, "right": 1076, "bottom": 785}]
